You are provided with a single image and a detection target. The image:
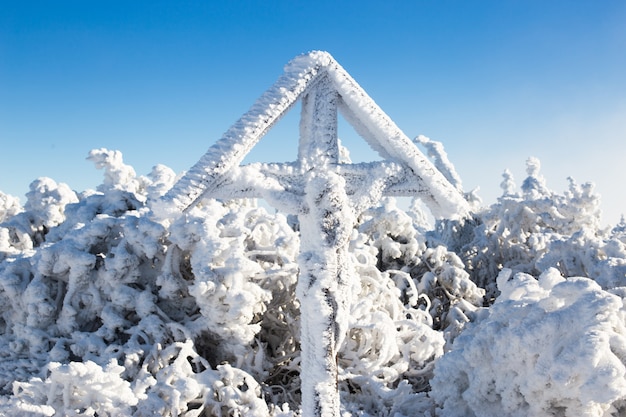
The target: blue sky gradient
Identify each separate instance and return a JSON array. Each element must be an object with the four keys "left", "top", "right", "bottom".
[{"left": 1, "top": 1, "right": 625, "bottom": 223}]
